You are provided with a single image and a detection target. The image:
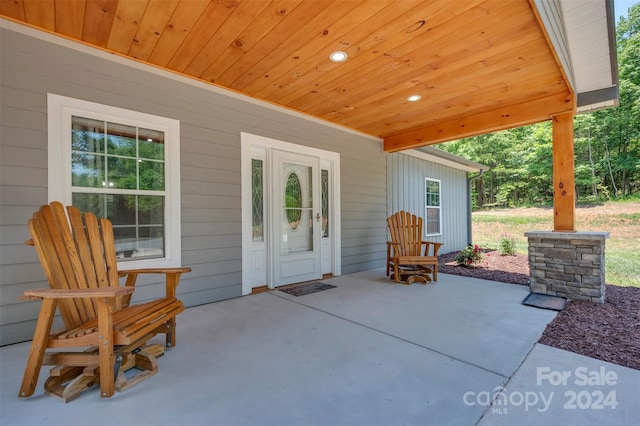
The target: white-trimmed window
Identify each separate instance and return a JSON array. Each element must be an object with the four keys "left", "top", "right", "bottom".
[
  {"left": 47, "top": 94, "right": 182, "bottom": 269},
  {"left": 425, "top": 177, "right": 441, "bottom": 236}
]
